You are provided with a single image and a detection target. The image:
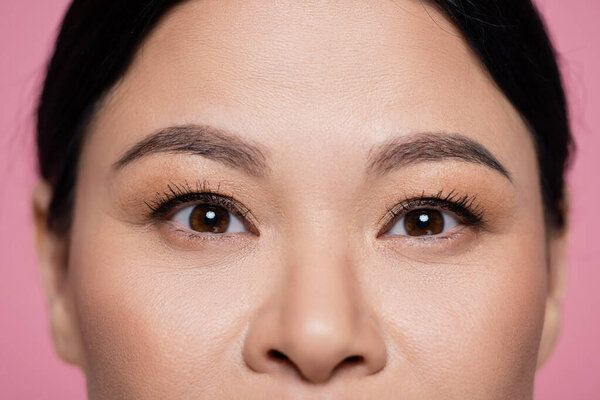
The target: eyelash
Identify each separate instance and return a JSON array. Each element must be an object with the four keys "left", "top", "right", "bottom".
[
  {"left": 144, "top": 182, "right": 484, "bottom": 237},
  {"left": 380, "top": 189, "right": 484, "bottom": 234},
  {"left": 144, "top": 180, "right": 253, "bottom": 225}
]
